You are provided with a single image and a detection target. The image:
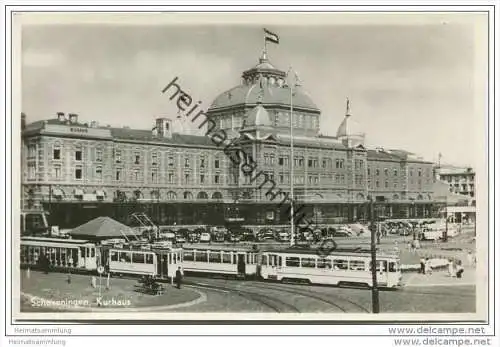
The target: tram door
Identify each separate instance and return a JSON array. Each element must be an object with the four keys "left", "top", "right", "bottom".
[
  {"left": 157, "top": 254, "right": 169, "bottom": 279},
  {"left": 237, "top": 253, "right": 246, "bottom": 278},
  {"left": 376, "top": 260, "right": 388, "bottom": 286}
]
